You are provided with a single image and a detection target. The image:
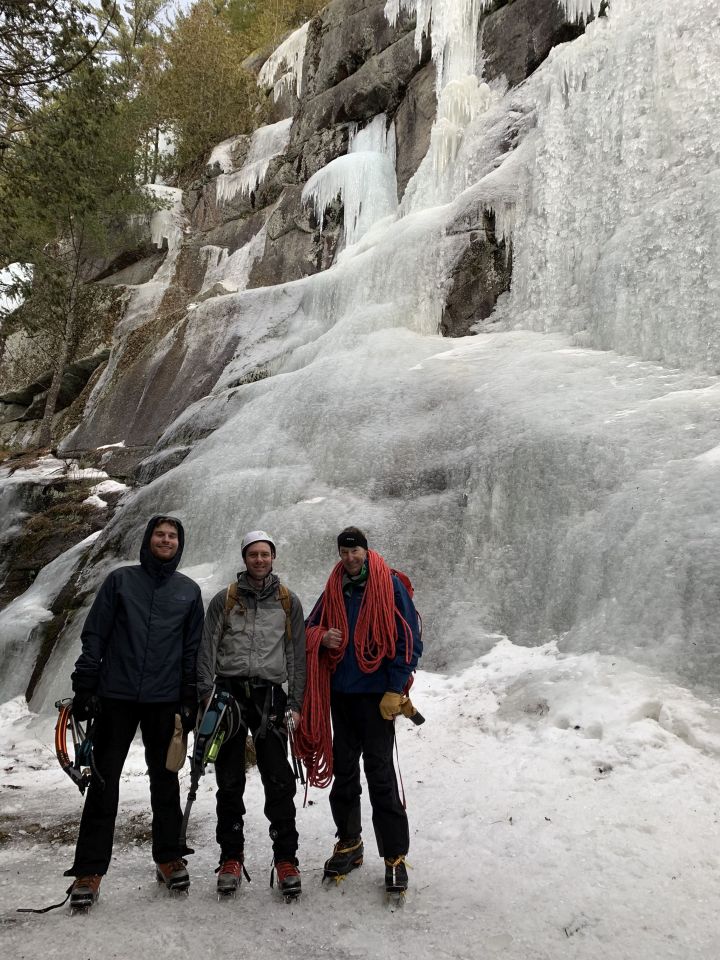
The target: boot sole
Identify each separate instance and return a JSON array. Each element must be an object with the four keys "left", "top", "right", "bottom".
[
  {"left": 70, "top": 896, "right": 97, "bottom": 910},
  {"left": 217, "top": 882, "right": 240, "bottom": 895},
  {"left": 156, "top": 872, "right": 190, "bottom": 891},
  {"left": 322, "top": 856, "right": 363, "bottom": 882}
]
